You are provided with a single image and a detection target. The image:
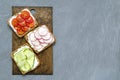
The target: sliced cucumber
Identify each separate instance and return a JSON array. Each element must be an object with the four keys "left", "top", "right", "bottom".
[
  {"left": 24, "top": 49, "right": 34, "bottom": 57},
  {"left": 14, "top": 47, "right": 35, "bottom": 72},
  {"left": 17, "top": 59, "right": 26, "bottom": 67},
  {"left": 24, "top": 49, "right": 35, "bottom": 68},
  {"left": 27, "top": 55, "right": 35, "bottom": 68},
  {"left": 20, "top": 62, "right": 31, "bottom": 72},
  {"left": 14, "top": 51, "right": 26, "bottom": 62}
]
